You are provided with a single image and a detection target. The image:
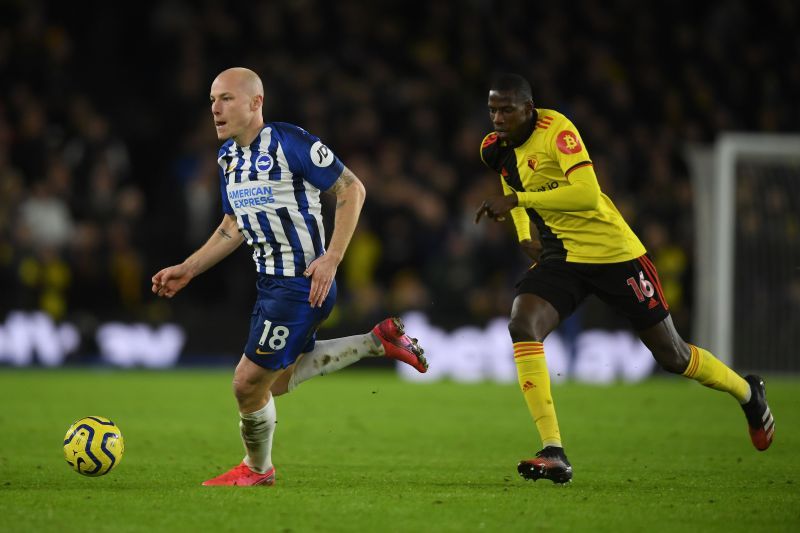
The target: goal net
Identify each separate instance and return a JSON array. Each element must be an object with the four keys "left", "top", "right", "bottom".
[{"left": 694, "top": 133, "right": 800, "bottom": 373}]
